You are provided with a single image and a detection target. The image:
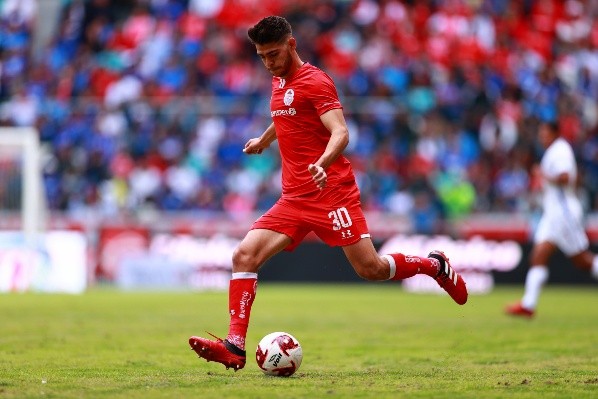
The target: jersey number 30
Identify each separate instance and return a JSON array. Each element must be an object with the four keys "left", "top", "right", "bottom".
[{"left": 328, "top": 207, "right": 353, "bottom": 231}]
